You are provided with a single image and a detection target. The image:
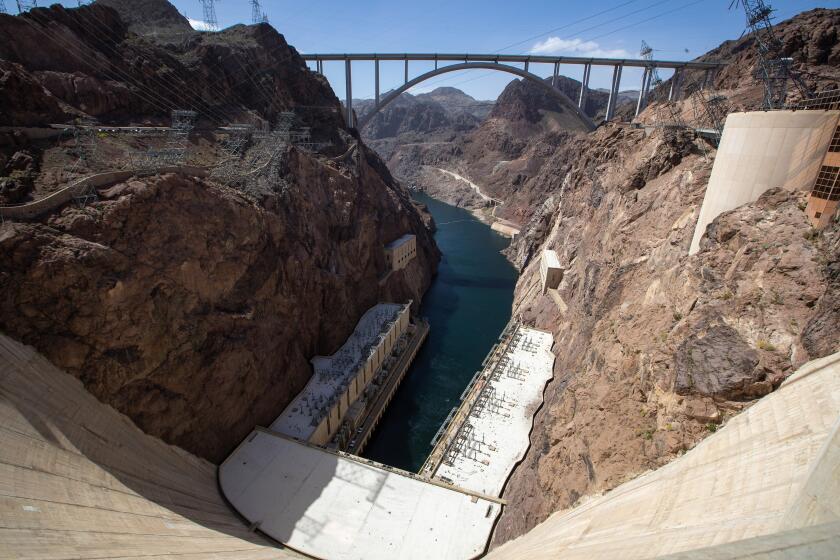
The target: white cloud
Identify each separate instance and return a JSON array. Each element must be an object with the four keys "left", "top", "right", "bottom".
[
  {"left": 529, "top": 37, "right": 630, "bottom": 58},
  {"left": 188, "top": 18, "right": 213, "bottom": 31}
]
